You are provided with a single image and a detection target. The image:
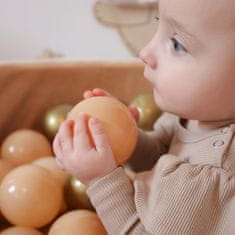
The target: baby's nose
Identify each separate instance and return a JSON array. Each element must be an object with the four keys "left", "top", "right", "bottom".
[{"left": 139, "top": 46, "right": 157, "bottom": 70}]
